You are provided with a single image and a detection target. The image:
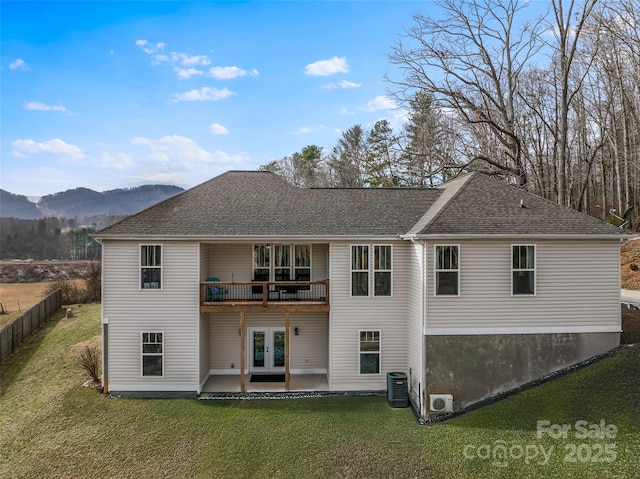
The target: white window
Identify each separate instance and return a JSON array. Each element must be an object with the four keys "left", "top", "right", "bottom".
[
  {"left": 435, "top": 245, "right": 459, "bottom": 296},
  {"left": 512, "top": 245, "right": 535, "bottom": 295},
  {"left": 294, "top": 244, "right": 311, "bottom": 281},
  {"left": 351, "top": 245, "right": 392, "bottom": 297},
  {"left": 140, "top": 245, "right": 162, "bottom": 289},
  {"left": 359, "top": 330, "right": 381, "bottom": 374},
  {"left": 141, "top": 332, "right": 163, "bottom": 377},
  {"left": 253, "top": 244, "right": 312, "bottom": 281},
  {"left": 351, "top": 245, "right": 369, "bottom": 296}
]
